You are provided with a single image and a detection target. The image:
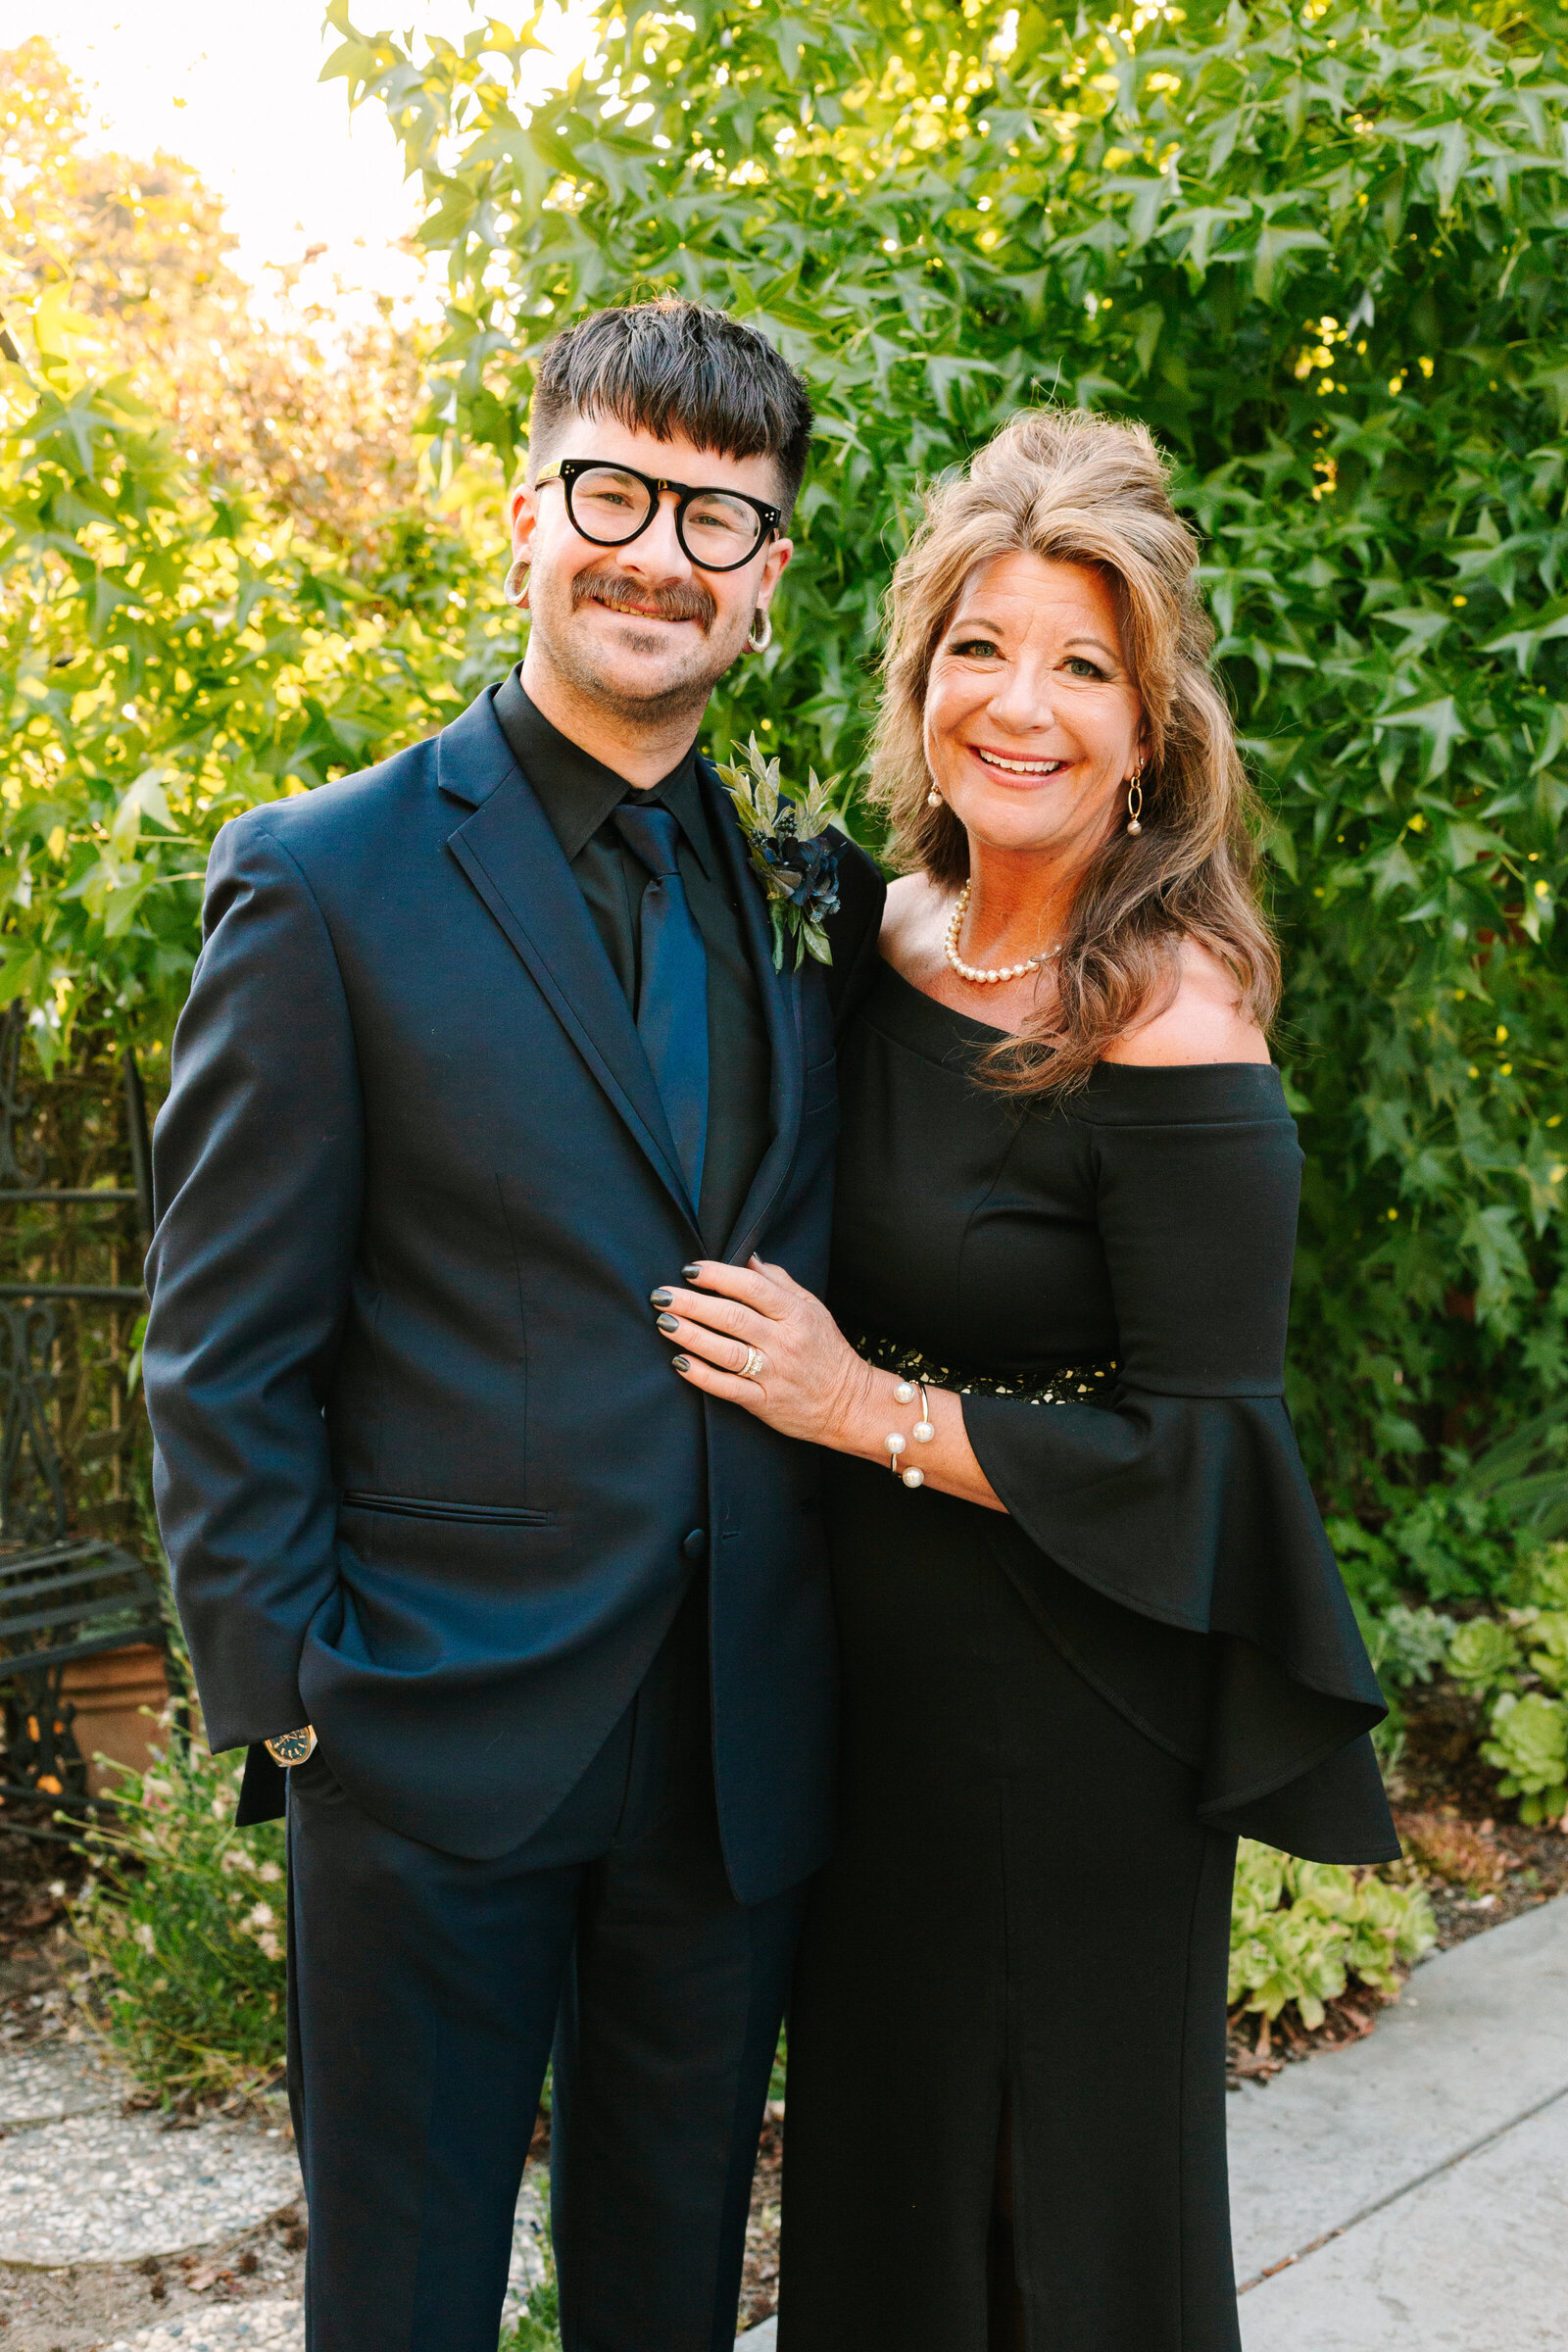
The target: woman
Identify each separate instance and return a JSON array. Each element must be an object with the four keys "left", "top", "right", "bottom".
[{"left": 655, "top": 409, "right": 1396, "bottom": 2351}]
